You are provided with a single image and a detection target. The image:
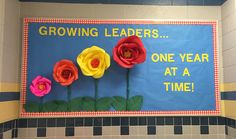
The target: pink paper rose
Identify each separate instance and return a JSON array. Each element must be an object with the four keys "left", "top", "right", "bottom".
[{"left": 30, "top": 76, "right": 52, "bottom": 97}]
